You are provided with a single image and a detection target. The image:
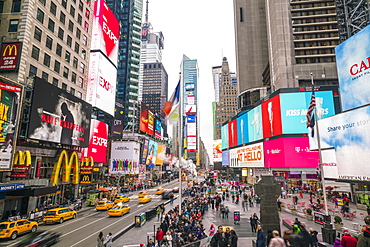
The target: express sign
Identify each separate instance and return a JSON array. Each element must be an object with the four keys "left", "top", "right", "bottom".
[{"left": 86, "top": 120, "right": 108, "bottom": 163}]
